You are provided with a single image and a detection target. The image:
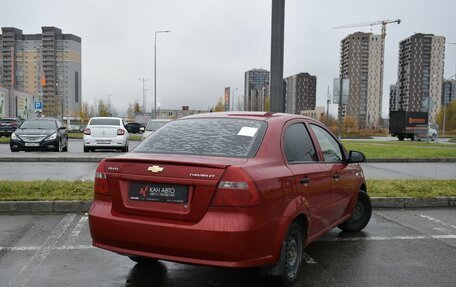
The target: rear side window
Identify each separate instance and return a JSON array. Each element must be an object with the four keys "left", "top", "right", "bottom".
[
  {"left": 89, "top": 118, "right": 120, "bottom": 126},
  {"left": 134, "top": 118, "right": 267, "bottom": 158},
  {"left": 284, "top": 123, "right": 318, "bottom": 163},
  {"left": 310, "top": 124, "right": 343, "bottom": 162}
]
